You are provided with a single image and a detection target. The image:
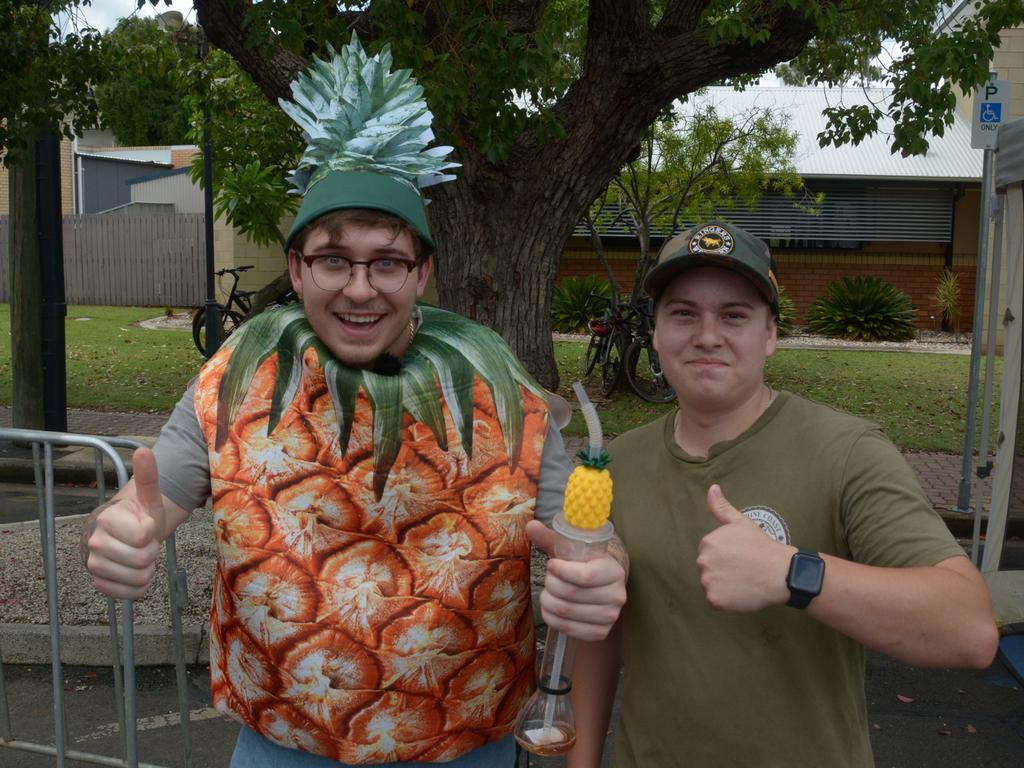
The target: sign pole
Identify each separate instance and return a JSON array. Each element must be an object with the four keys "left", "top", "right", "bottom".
[{"left": 956, "top": 74, "right": 1008, "bottom": 561}]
